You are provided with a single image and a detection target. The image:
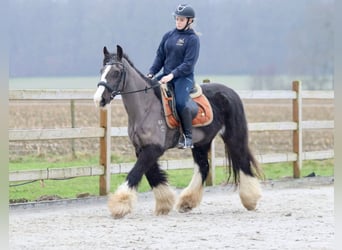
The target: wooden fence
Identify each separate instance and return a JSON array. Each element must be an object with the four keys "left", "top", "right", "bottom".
[{"left": 9, "top": 81, "right": 334, "bottom": 195}]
